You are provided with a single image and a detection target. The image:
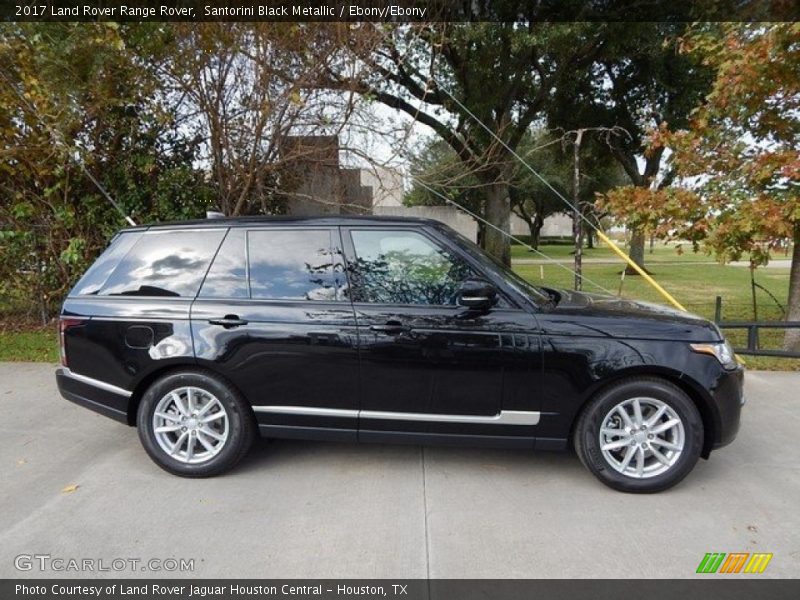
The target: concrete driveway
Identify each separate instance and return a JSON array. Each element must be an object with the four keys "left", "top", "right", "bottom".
[{"left": 1, "top": 363, "right": 798, "bottom": 579}]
